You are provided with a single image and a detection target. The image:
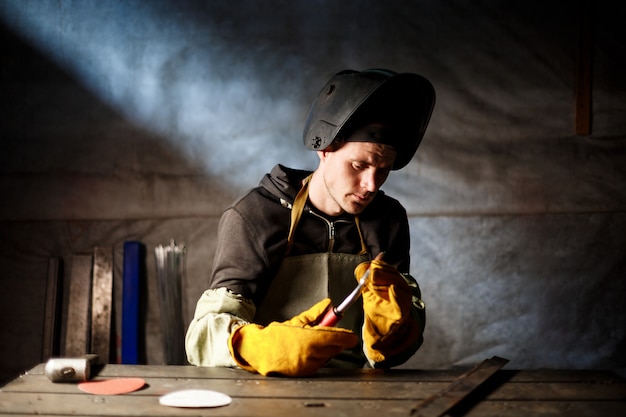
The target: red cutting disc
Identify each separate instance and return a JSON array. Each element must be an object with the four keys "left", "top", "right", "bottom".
[{"left": 78, "top": 378, "right": 146, "bottom": 395}]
